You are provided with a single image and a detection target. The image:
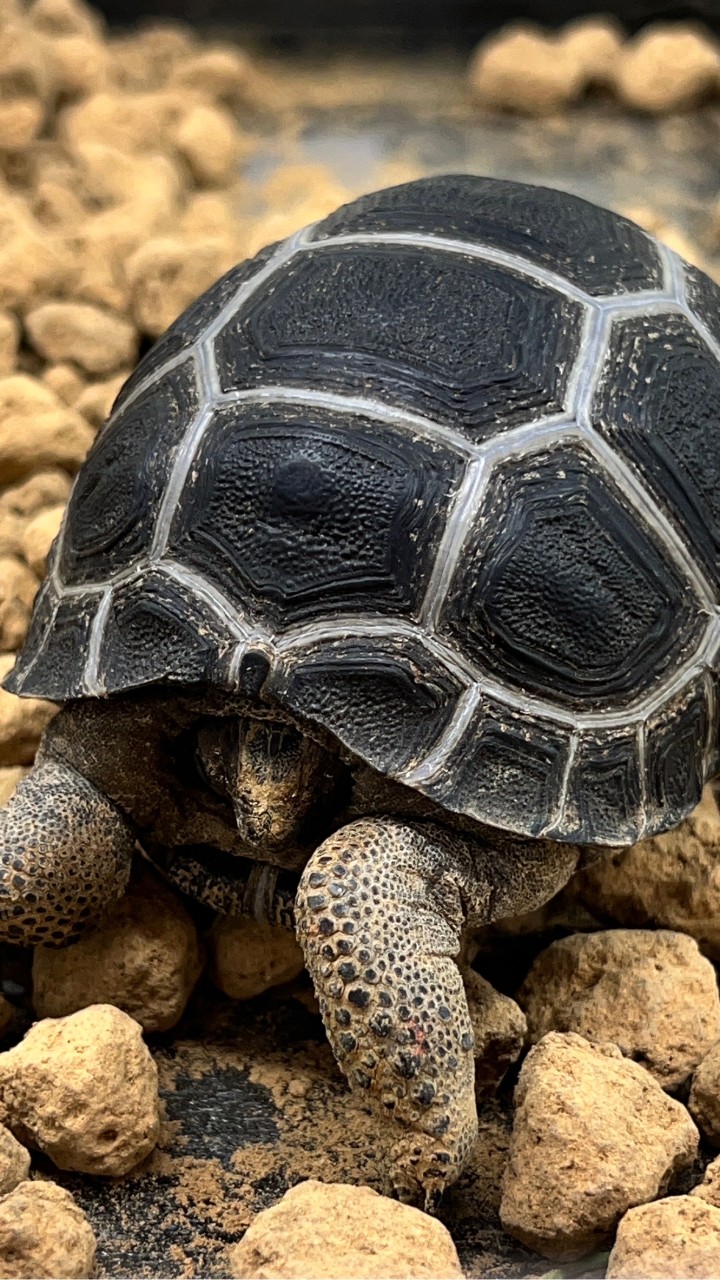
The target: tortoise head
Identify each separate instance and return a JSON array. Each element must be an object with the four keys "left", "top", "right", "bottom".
[{"left": 195, "top": 714, "right": 333, "bottom": 850}]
